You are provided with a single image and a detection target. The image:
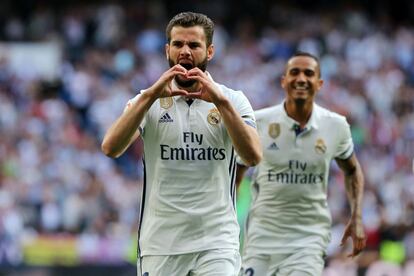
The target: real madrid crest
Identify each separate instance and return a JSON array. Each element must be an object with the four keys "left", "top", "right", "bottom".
[
  {"left": 160, "top": 97, "right": 173, "bottom": 109},
  {"left": 268, "top": 123, "right": 280, "bottom": 139},
  {"left": 207, "top": 108, "right": 221, "bottom": 125},
  {"left": 315, "top": 138, "right": 327, "bottom": 154}
]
